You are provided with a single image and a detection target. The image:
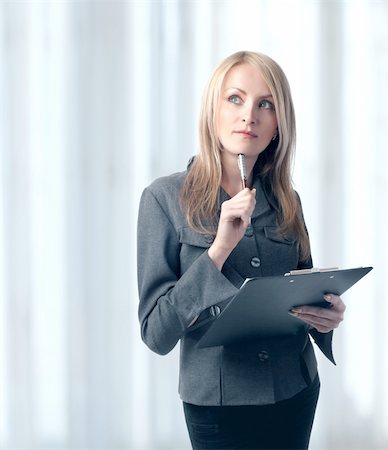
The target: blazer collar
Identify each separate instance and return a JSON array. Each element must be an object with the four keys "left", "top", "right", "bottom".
[{"left": 258, "top": 175, "right": 280, "bottom": 213}]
